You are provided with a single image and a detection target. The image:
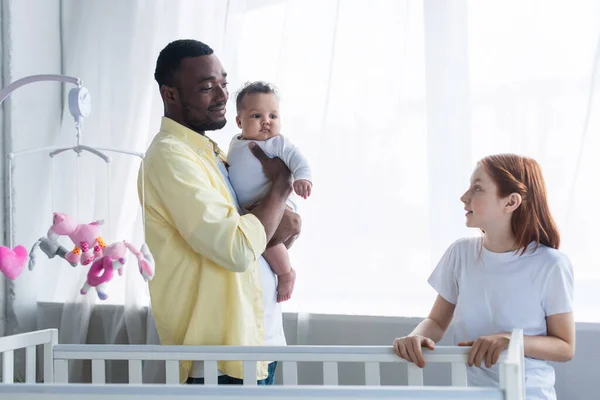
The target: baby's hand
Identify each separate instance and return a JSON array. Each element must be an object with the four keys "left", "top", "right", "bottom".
[{"left": 293, "top": 179, "right": 312, "bottom": 199}]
